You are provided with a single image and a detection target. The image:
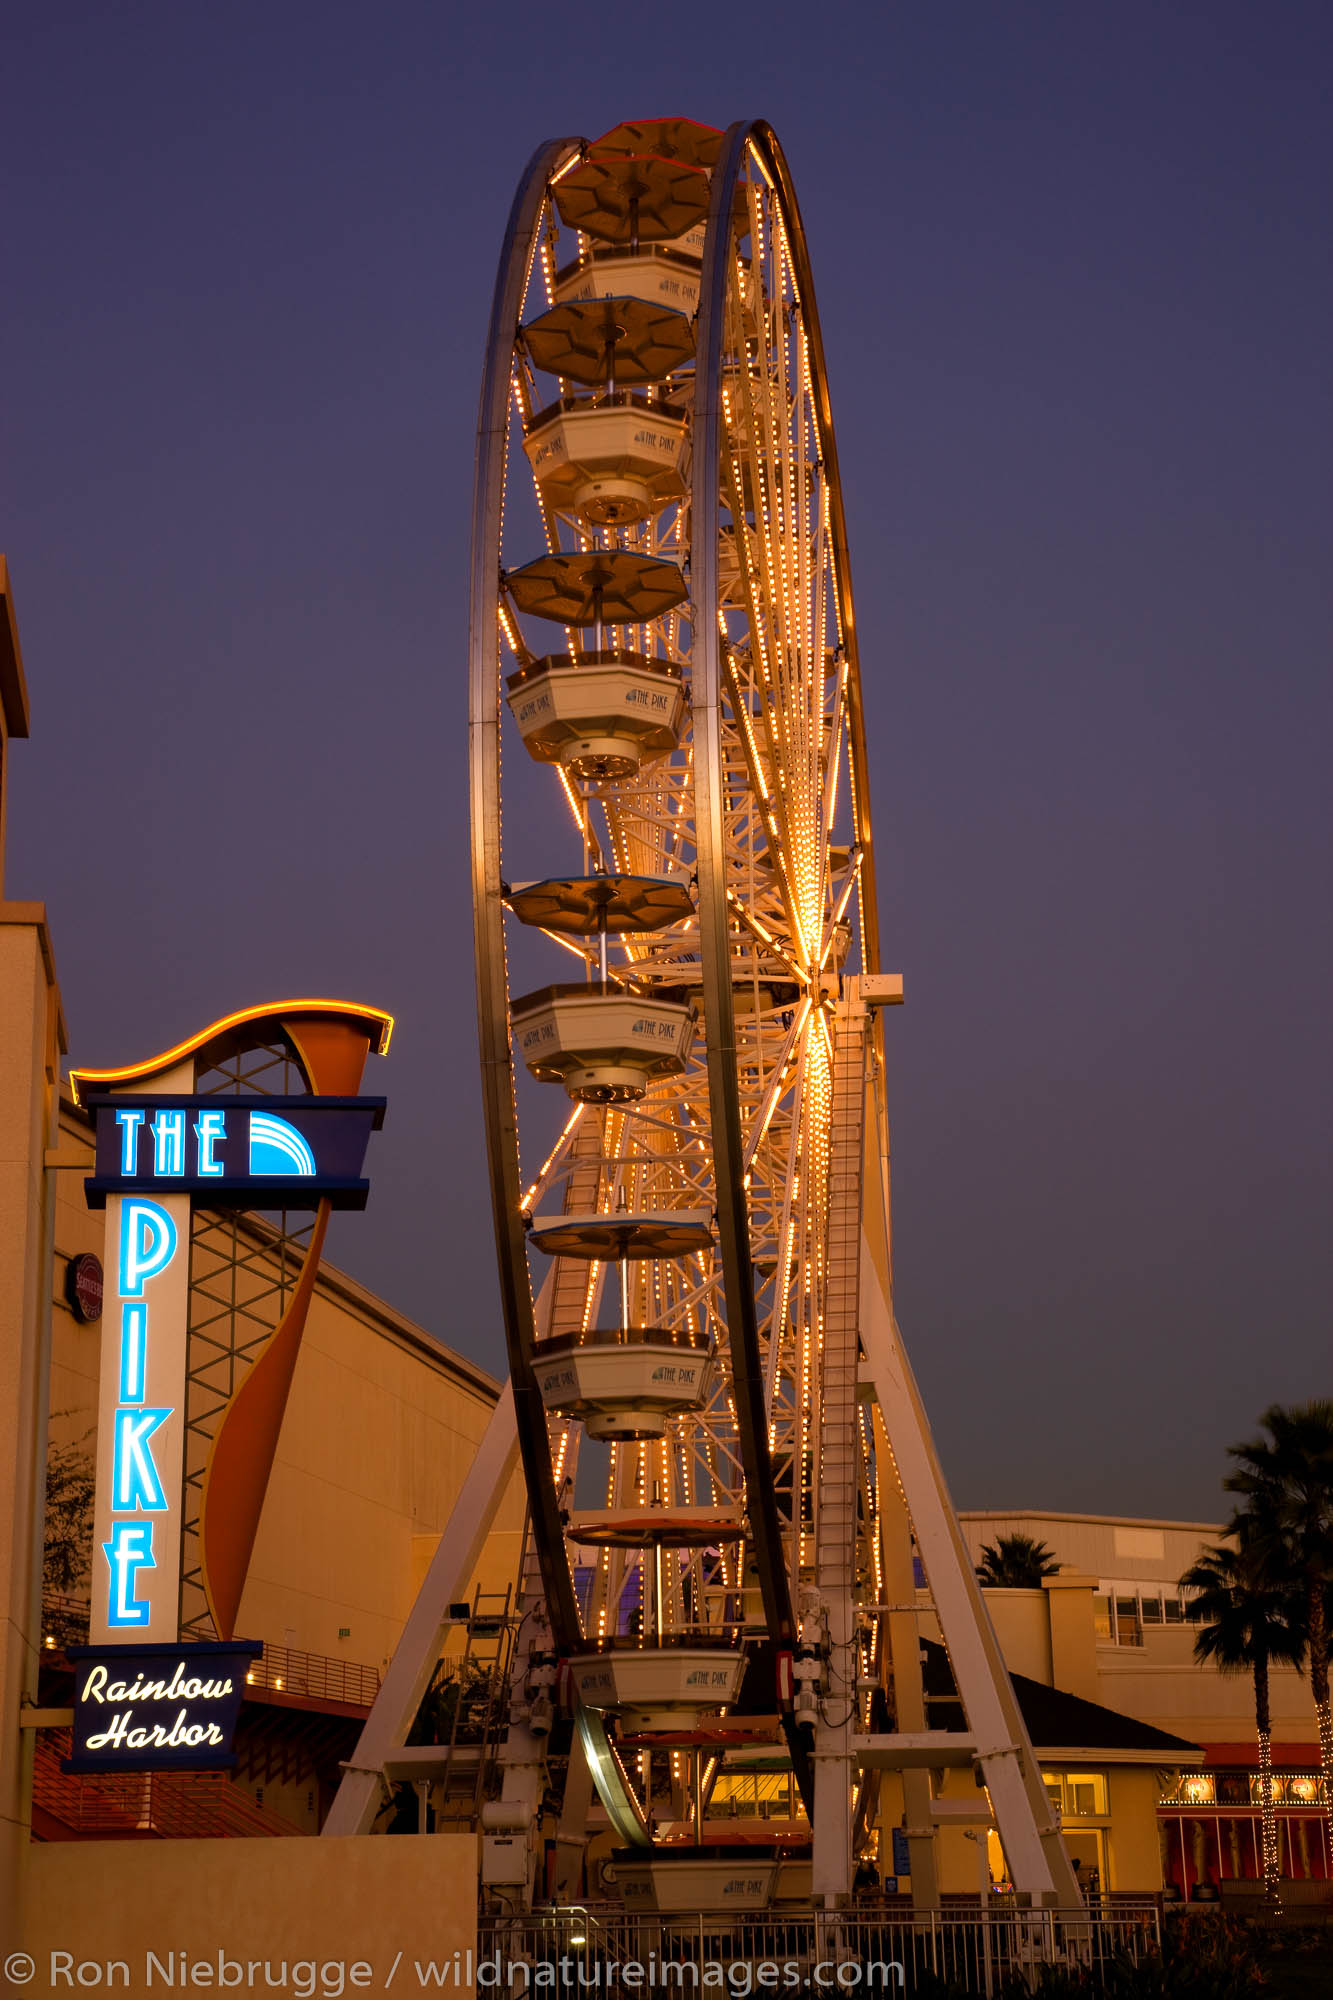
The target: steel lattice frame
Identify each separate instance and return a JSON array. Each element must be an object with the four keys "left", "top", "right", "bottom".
[
  {"left": 470, "top": 120, "right": 887, "bottom": 1845},
  {"left": 178, "top": 1043, "right": 315, "bottom": 1639}
]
